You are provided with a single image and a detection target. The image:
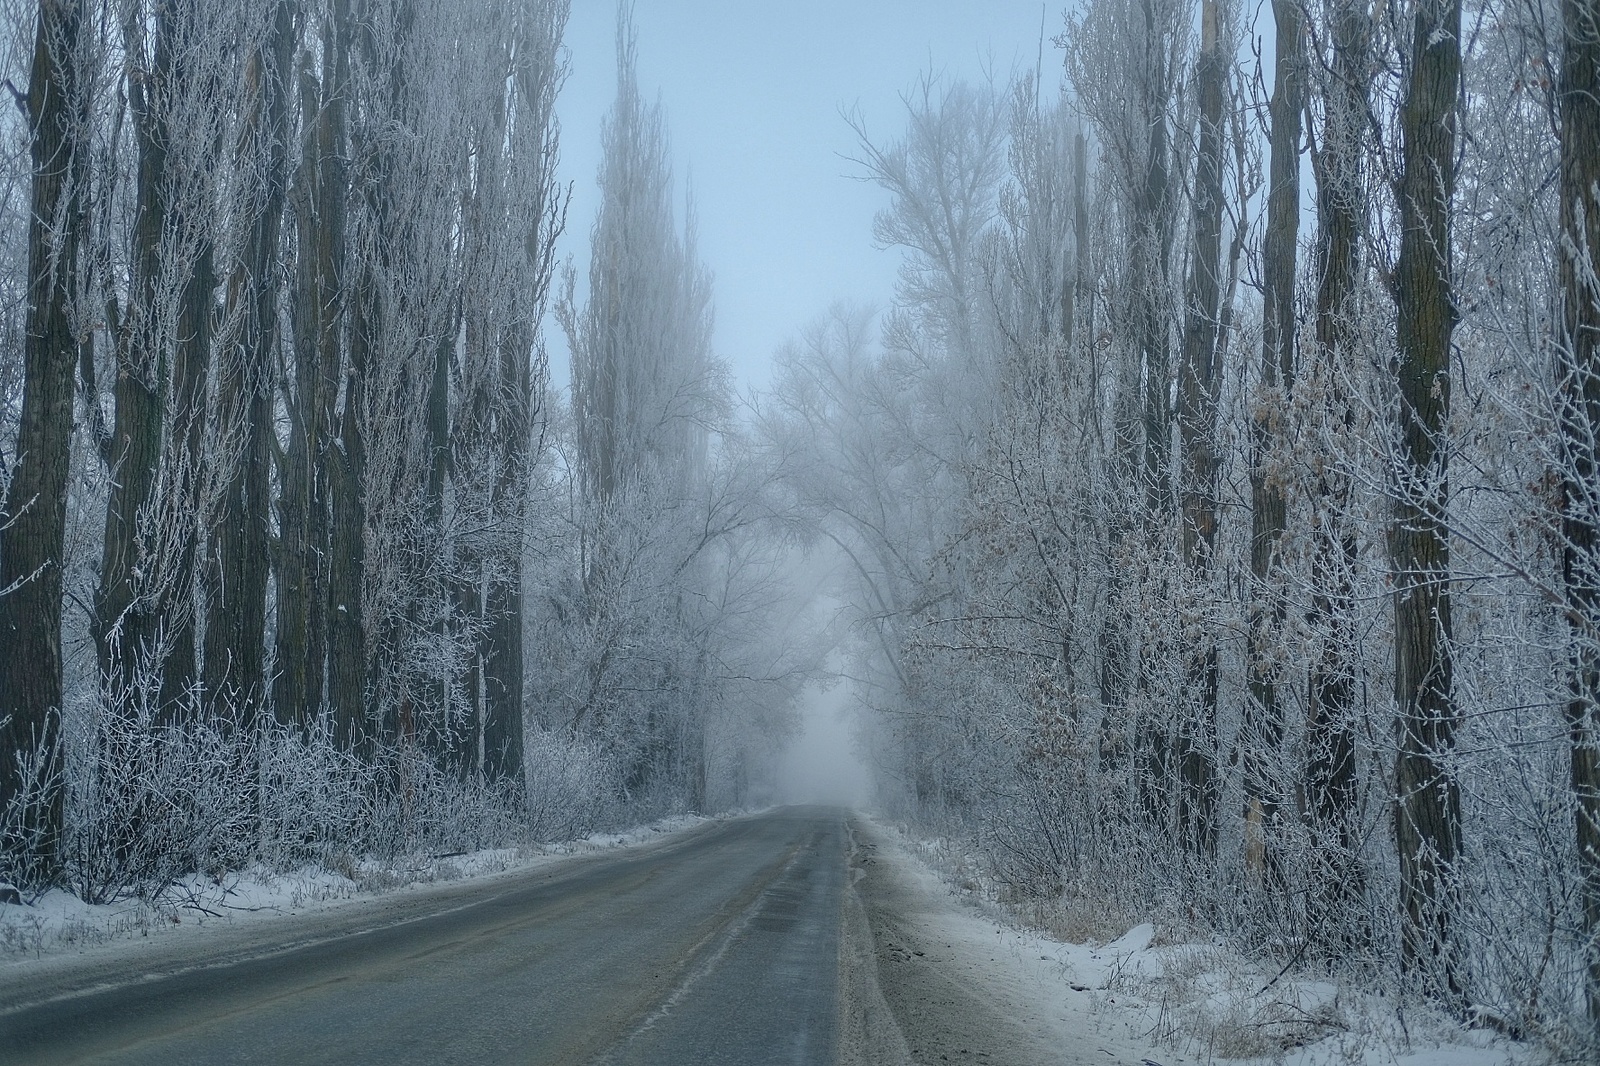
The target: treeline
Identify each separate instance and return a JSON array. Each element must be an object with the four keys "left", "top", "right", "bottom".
[
  {"left": 761, "top": 0, "right": 1600, "bottom": 1051},
  {"left": 0, "top": 1, "right": 802, "bottom": 899}
]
